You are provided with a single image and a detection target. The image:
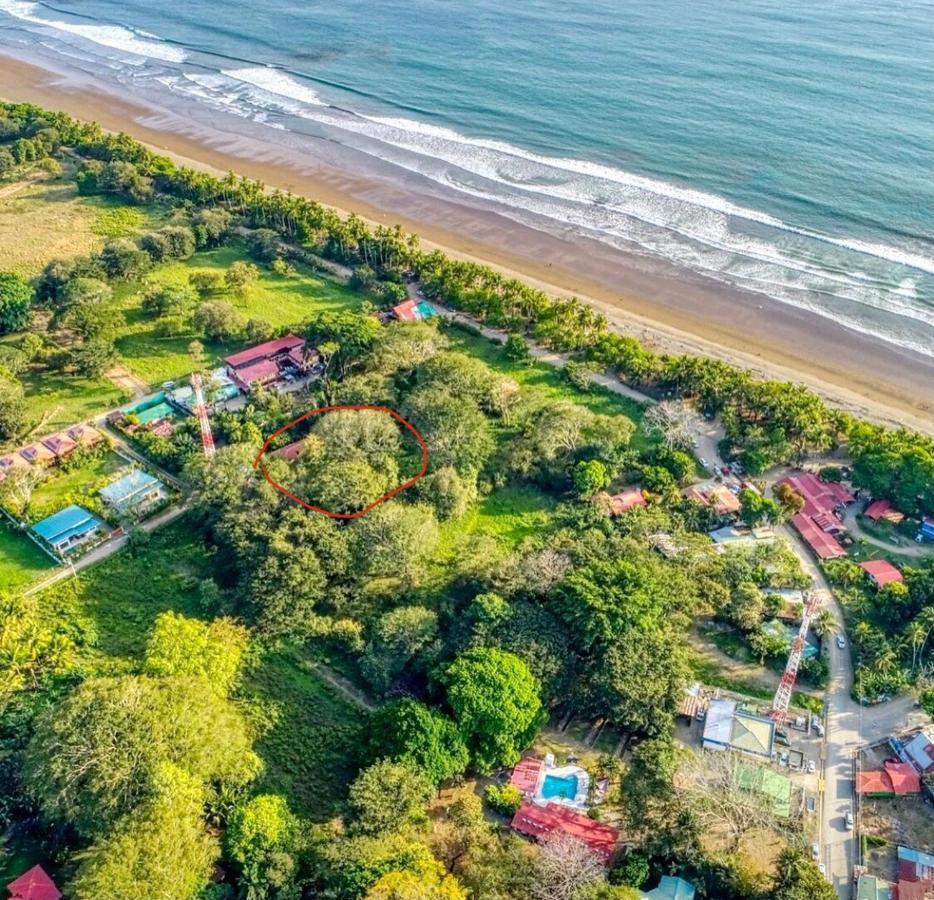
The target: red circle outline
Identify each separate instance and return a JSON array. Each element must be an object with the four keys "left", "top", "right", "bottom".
[{"left": 252, "top": 404, "right": 429, "bottom": 519}]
